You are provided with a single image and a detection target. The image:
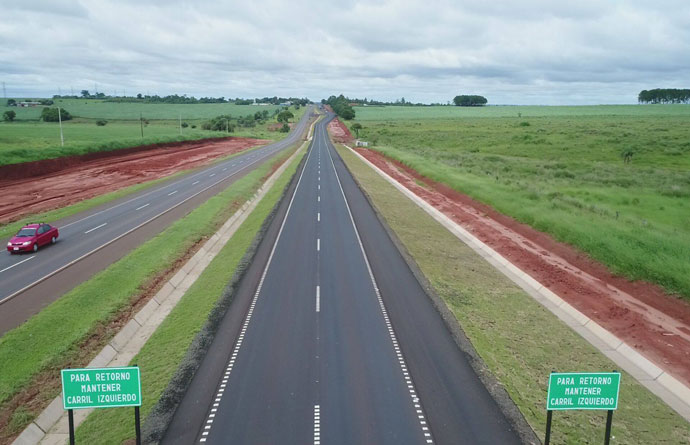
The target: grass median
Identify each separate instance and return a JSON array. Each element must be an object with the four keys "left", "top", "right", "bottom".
[
  {"left": 0, "top": 146, "right": 299, "bottom": 443},
  {"left": 336, "top": 144, "right": 690, "bottom": 444},
  {"left": 74, "top": 145, "right": 304, "bottom": 443}
]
